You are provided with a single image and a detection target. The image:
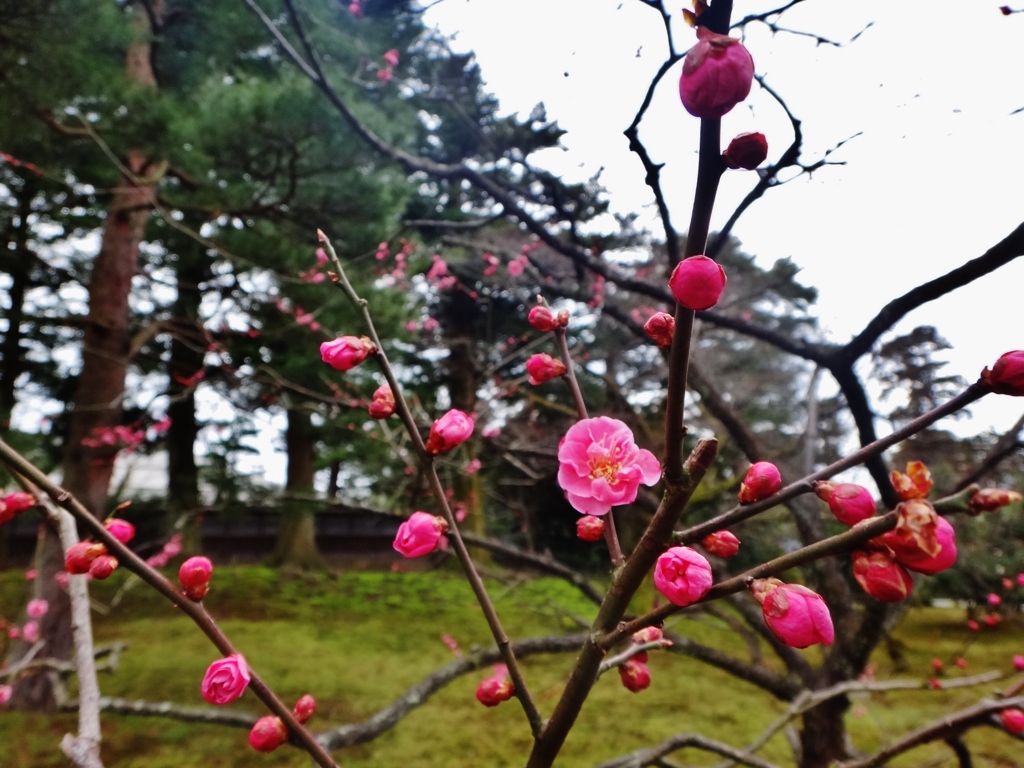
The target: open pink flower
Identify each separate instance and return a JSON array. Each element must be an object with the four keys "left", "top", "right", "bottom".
[
  {"left": 653, "top": 547, "right": 713, "bottom": 607},
  {"left": 393, "top": 512, "right": 448, "bottom": 558},
  {"left": 750, "top": 578, "right": 834, "bottom": 648},
  {"left": 557, "top": 417, "right": 661, "bottom": 516},
  {"left": 425, "top": 409, "right": 474, "bottom": 454},
  {"left": 201, "top": 654, "right": 250, "bottom": 705}
]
